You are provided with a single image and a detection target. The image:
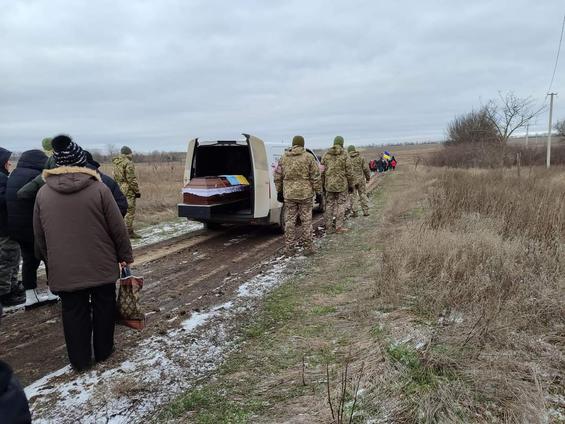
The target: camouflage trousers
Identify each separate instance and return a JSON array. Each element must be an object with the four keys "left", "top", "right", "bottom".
[
  {"left": 0, "top": 236, "right": 21, "bottom": 296},
  {"left": 325, "top": 191, "right": 348, "bottom": 231},
  {"left": 351, "top": 182, "right": 370, "bottom": 215},
  {"left": 284, "top": 199, "right": 313, "bottom": 251},
  {"left": 125, "top": 194, "right": 137, "bottom": 232}
]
